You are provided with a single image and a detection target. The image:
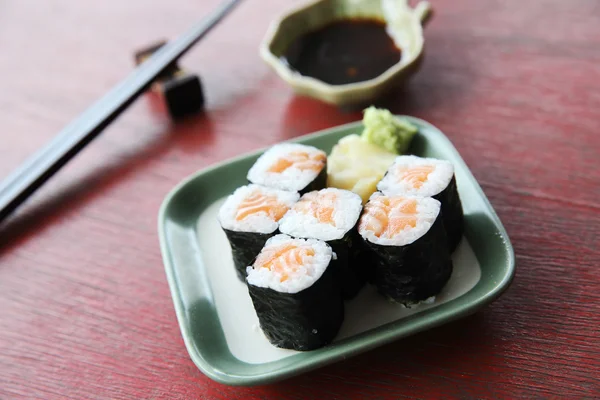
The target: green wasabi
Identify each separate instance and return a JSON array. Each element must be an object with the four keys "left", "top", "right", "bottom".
[{"left": 361, "top": 106, "right": 417, "bottom": 154}]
